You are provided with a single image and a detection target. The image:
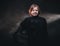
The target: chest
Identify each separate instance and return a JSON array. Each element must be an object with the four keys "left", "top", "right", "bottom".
[{"left": 29, "top": 18, "right": 42, "bottom": 25}]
